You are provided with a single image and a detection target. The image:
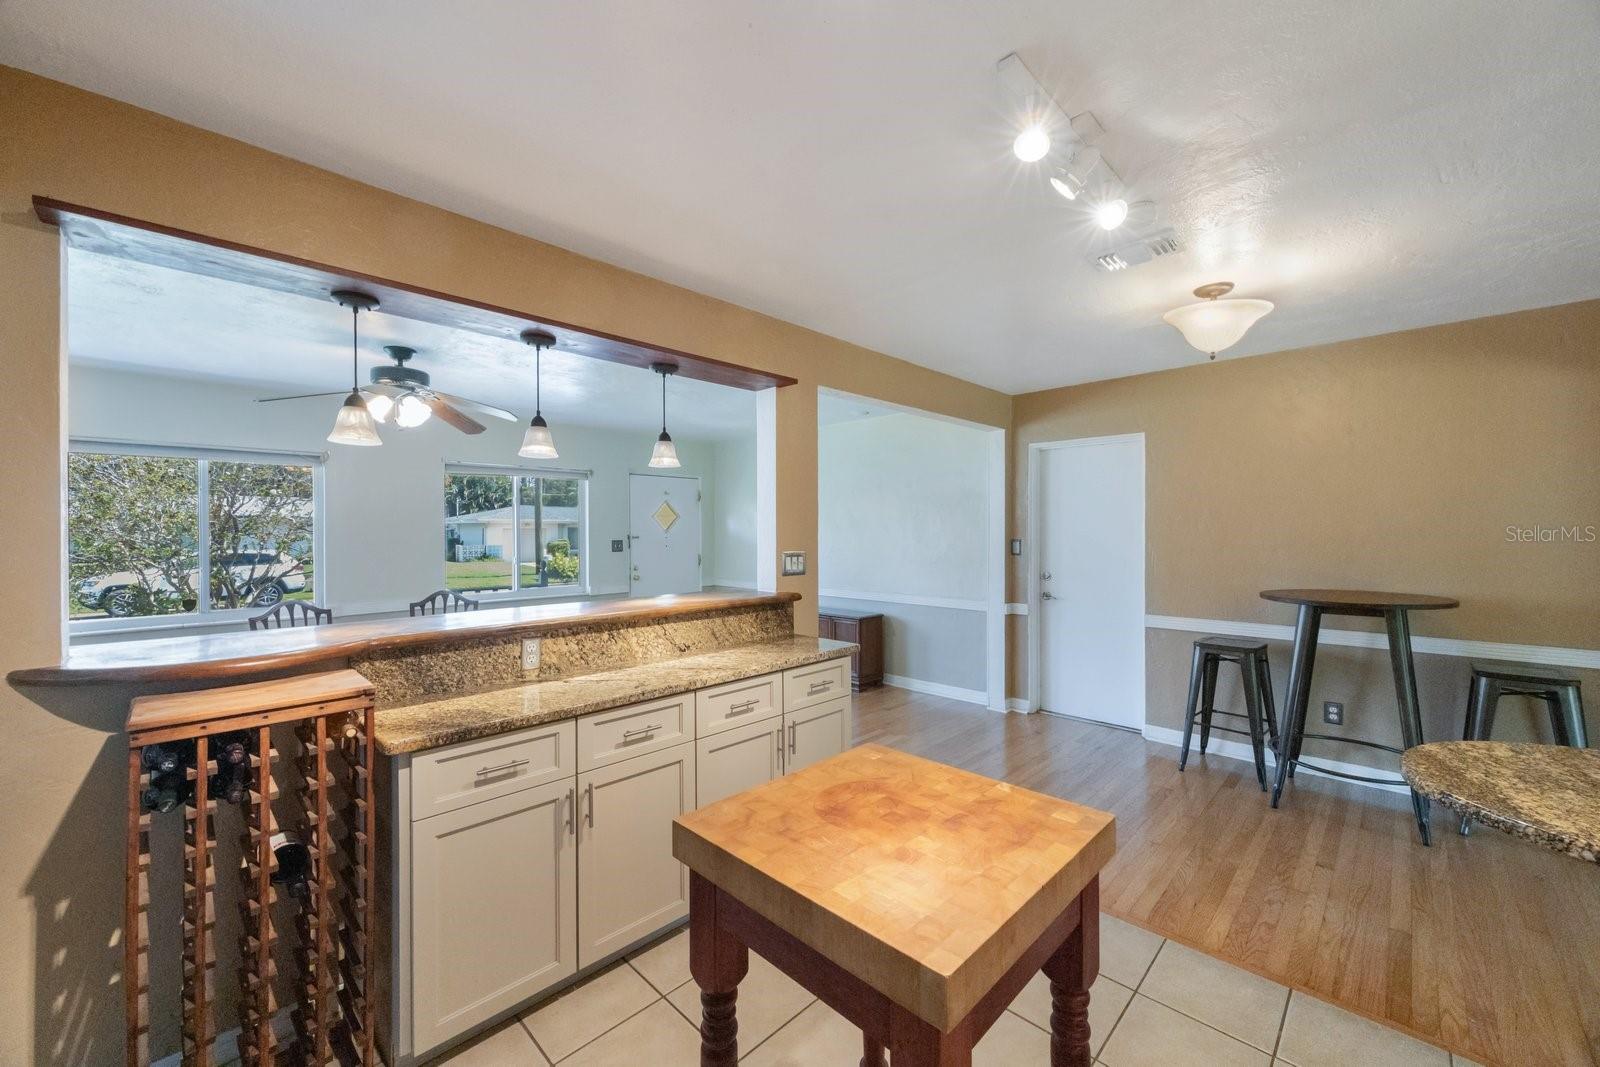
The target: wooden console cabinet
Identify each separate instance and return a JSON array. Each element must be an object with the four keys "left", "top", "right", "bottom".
[{"left": 817, "top": 608, "right": 884, "bottom": 691}]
